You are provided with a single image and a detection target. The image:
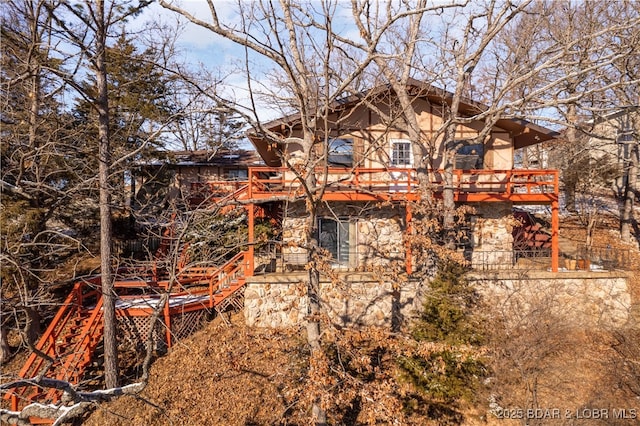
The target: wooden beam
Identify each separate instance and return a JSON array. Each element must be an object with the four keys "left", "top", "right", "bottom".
[
  {"left": 551, "top": 199, "right": 559, "bottom": 272},
  {"left": 406, "top": 203, "right": 412, "bottom": 275},
  {"left": 248, "top": 203, "right": 255, "bottom": 276}
]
